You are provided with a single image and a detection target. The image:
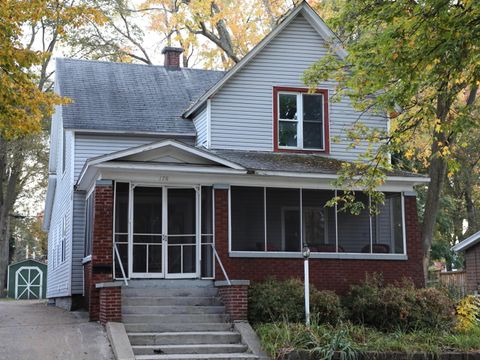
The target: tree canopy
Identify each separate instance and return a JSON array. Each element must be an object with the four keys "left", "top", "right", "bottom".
[{"left": 304, "top": 0, "right": 480, "bottom": 272}]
